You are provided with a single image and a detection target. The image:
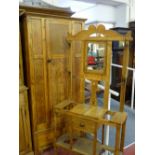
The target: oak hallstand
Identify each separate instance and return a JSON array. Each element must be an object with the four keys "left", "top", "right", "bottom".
[{"left": 54, "top": 24, "right": 132, "bottom": 155}]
